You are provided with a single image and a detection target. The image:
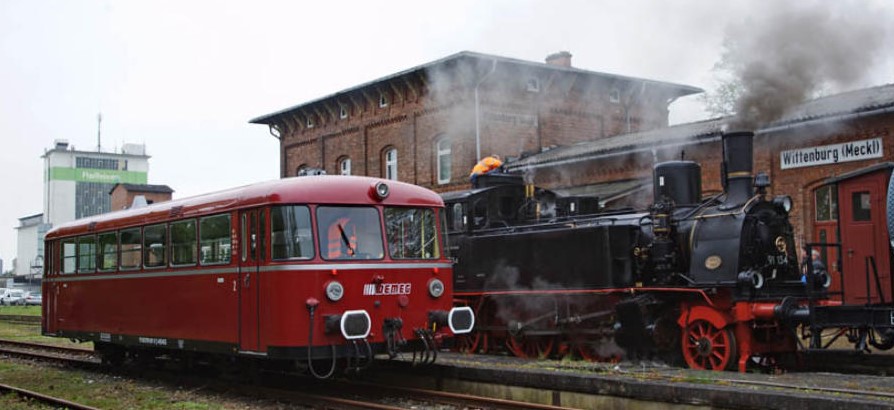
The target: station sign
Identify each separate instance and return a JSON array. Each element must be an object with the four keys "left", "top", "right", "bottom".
[
  {"left": 780, "top": 137, "right": 883, "bottom": 170},
  {"left": 49, "top": 167, "right": 148, "bottom": 184}
]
